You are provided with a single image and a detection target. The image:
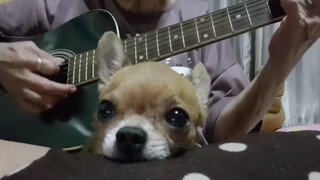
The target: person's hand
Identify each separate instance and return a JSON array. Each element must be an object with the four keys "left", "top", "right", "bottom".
[
  {"left": 0, "top": 41, "right": 77, "bottom": 114},
  {"left": 269, "top": 0, "right": 320, "bottom": 72}
]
